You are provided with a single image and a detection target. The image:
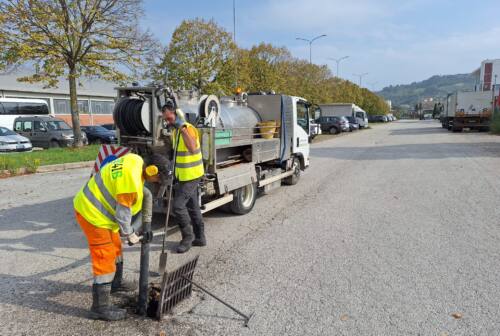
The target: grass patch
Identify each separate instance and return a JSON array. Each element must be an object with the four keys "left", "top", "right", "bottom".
[
  {"left": 490, "top": 112, "right": 500, "bottom": 134},
  {"left": 0, "top": 145, "right": 100, "bottom": 173}
]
